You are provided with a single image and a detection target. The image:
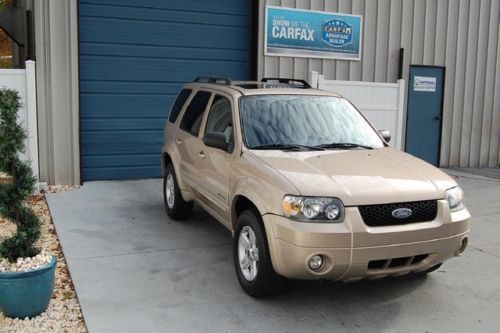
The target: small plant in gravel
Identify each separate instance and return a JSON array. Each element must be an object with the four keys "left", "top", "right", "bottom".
[{"left": 0, "top": 88, "right": 41, "bottom": 263}]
